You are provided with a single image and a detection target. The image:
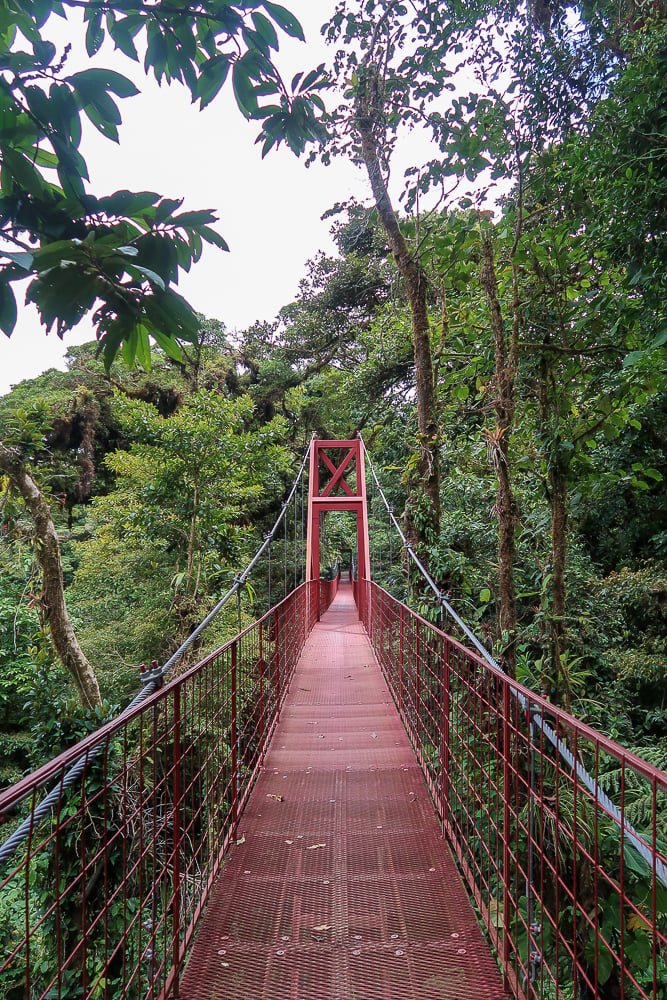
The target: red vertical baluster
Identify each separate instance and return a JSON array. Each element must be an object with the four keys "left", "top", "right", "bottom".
[
  {"left": 380, "top": 589, "right": 385, "bottom": 669},
  {"left": 286, "top": 593, "right": 291, "bottom": 683},
  {"left": 172, "top": 685, "right": 182, "bottom": 997},
  {"left": 290, "top": 590, "right": 295, "bottom": 681},
  {"left": 80, "top": 758, "right": 88, "bottom": 997},
  {"left": 275, "top": 609, "right": 282, "bottom": 716},
  {"left": 231, "top": 642, "right": 238, "bottom": 835},
  {"left": 301, "top": 586, "right": 306, "bottom": 649},
  {"left": 259, "top": 622, "right": 265, "bottom": 762},
  {"left": 416, "top": 620, "right": 422, "bottom": 738},
  {"left": 502, "top": 681, "right": 511, "bottom": 993},
  {"left": 619, "top": 757, "right": 625, "bottom": 1000},
  {"left": 441, "top": 637, "right": 450, "bottom": 828},
  {"left": 371, "top": 584, "right": 376, "bottom": 647},
  {"left": 572, "top": 727, "right": 579, "bottom": 996},
  {"left": 399, "top": 603, "right": 404, "bottom": 716}
]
